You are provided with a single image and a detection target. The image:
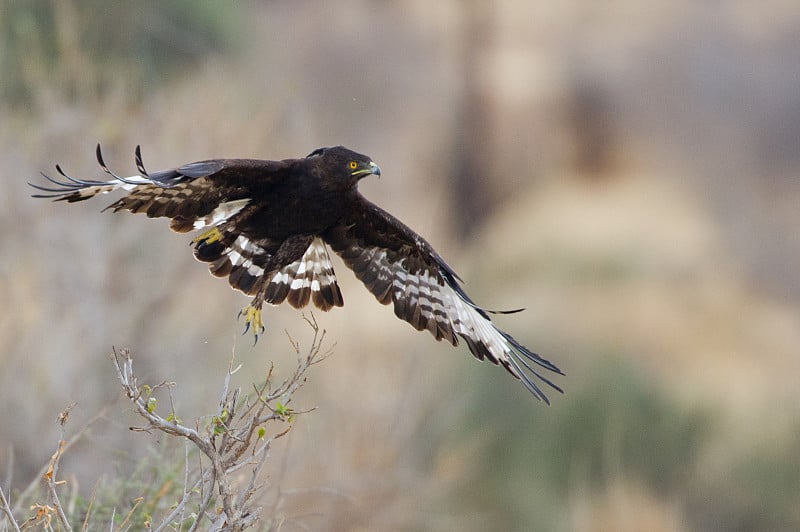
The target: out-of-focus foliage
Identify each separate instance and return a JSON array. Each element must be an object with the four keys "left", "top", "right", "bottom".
[
  {"left": 0, "top": 0, "right": 239, "bottom": 108},
  {"left": 437, "top": 354, "right": 800, "bottom": 532},
  {"left": 690, "top": 424, "right": 800, "bottom": 532},
  {"left": 440, "top": 357, "right": 712, "bottom": 531}
]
